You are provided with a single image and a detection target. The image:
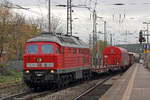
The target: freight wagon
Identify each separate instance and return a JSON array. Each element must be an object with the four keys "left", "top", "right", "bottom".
[{"left": 103, "top": 46, "right": 130, "bottom": 71}]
